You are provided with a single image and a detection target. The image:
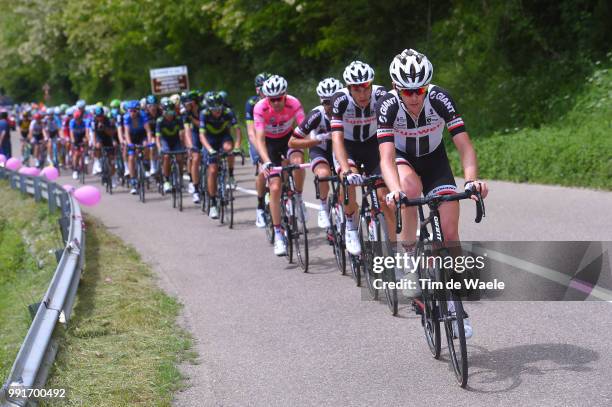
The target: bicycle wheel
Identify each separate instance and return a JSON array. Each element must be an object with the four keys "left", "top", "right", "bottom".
[
  {"left": 80, "top": 155, "right": 86, "bottom": 184},
  {"left": 171, "top": 163, "right": 177, "bottom": 209},
  {"left": 228, "top": 180, "right": 234, "bottom": 229},
  {"left": 415, "top": 251, "right": 441, "bottom": 359},
  {"left": 282, "top": 199, "right": 293, "bottom": 263},
  {"left": 293, "top": 196, "right": 309, "bottom": 272},
  {"left": 443, "top": 288, "right": 468, "bottom": 387},
  {"left": 138, "top": 160, "right": 146, "bottom": 203},
  {"left": 104, "top": 157, "right": 113, "bottom": 195},
  {"left": 359, "top": 215, "right": 379, "bottom": 300},
  {"left": 330, "top": 203, "right": 346, "bottom": 275},
  {"left": 264, "top": 201, "right": 274, "bottom": 244},
  {"left": 378, "top": 212, "right": 398, "bottom": 316},
  {"left": 200, "top": 163, "right": 208, "bottom": 213}
]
